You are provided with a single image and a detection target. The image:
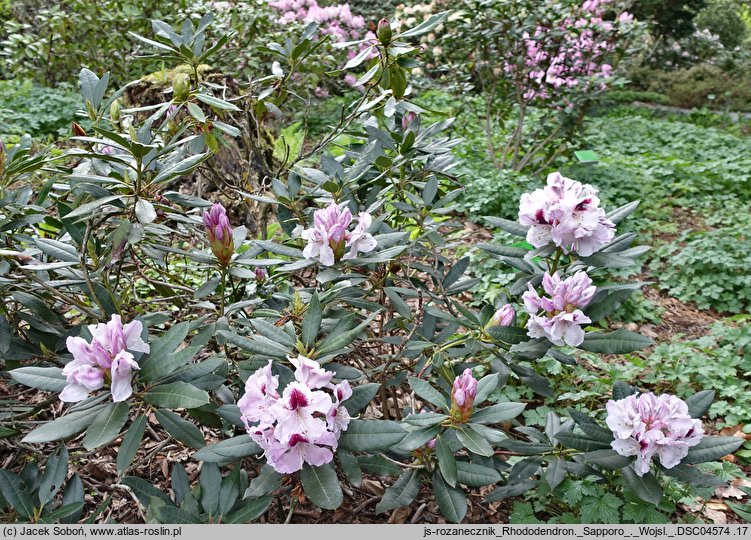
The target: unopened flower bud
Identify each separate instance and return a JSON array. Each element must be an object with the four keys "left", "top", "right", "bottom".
[
  {"left": 110, "top": 99, "right": 121, "bottom": 122},
  {"left": 202, "top": 203, "right": 235, "bottom": 267},
  {"left": 71, "top": 122, "right": 87, "bottom": 137},
  {"left": 489, "top": 304, "right": 515, "bottom": 327},
  {"left": 377, "top": 18, "right": 393, "bottom": 45},
  {"left": 255, "top": 268, "right": 268, "bottom": 282},
  {"left": 401, "top": 111, "right": 417, "bottom": 131},
  {"left": 450, "top": 368, "right": 478, "bottom": 423},
  {"left": 173, "top": 73, "right": 191, "bottom": 101}
]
